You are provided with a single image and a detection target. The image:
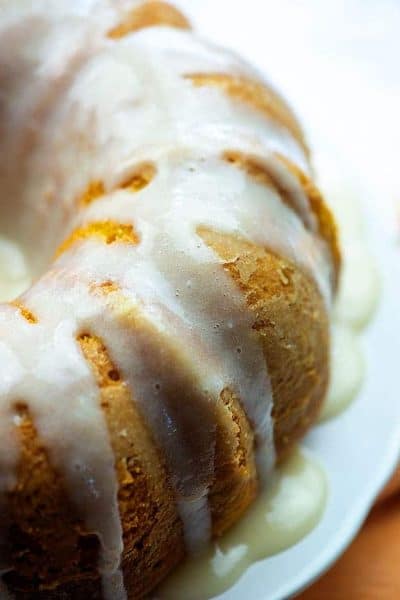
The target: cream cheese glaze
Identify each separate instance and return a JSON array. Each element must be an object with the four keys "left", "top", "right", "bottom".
[{"left": 0, "top": 1, "right": 337, "bottom": 598}]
